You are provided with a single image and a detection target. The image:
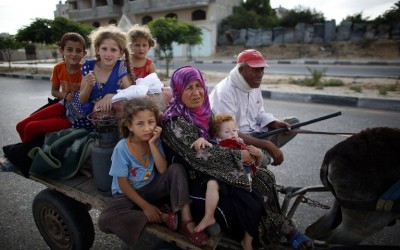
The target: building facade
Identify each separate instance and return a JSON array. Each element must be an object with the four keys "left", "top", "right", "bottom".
[{"left": 61, "top": 0, "right": 241, "bottom": 57}]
